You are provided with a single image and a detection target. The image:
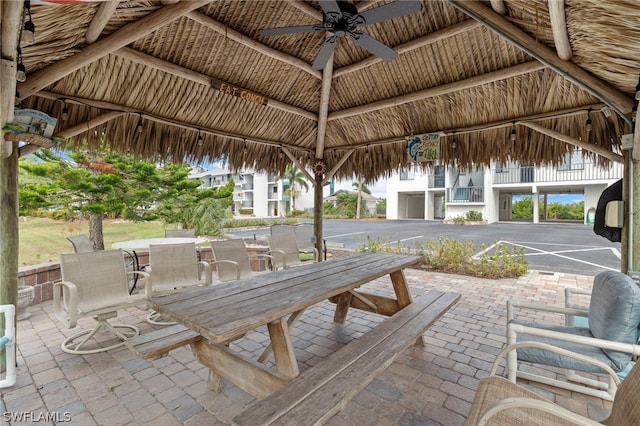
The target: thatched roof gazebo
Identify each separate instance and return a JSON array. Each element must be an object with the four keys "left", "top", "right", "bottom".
[{"left": 1, "top": 1, "right": 639, "bottom": 312}]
